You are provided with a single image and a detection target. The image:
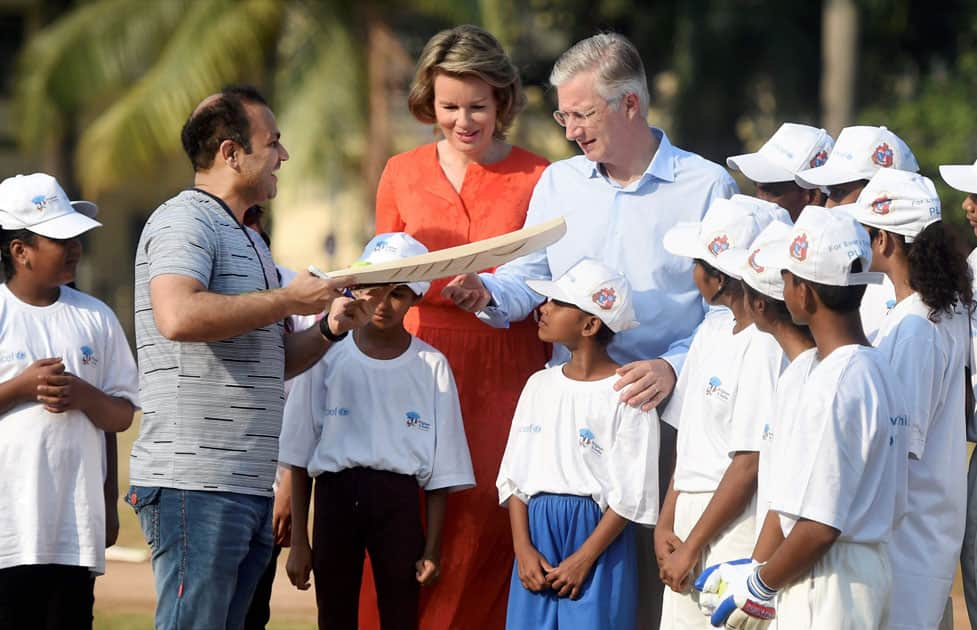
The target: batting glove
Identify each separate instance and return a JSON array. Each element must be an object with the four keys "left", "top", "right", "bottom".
[{"left": 693, "top": 558, "right": 777, "bottom": 629}]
